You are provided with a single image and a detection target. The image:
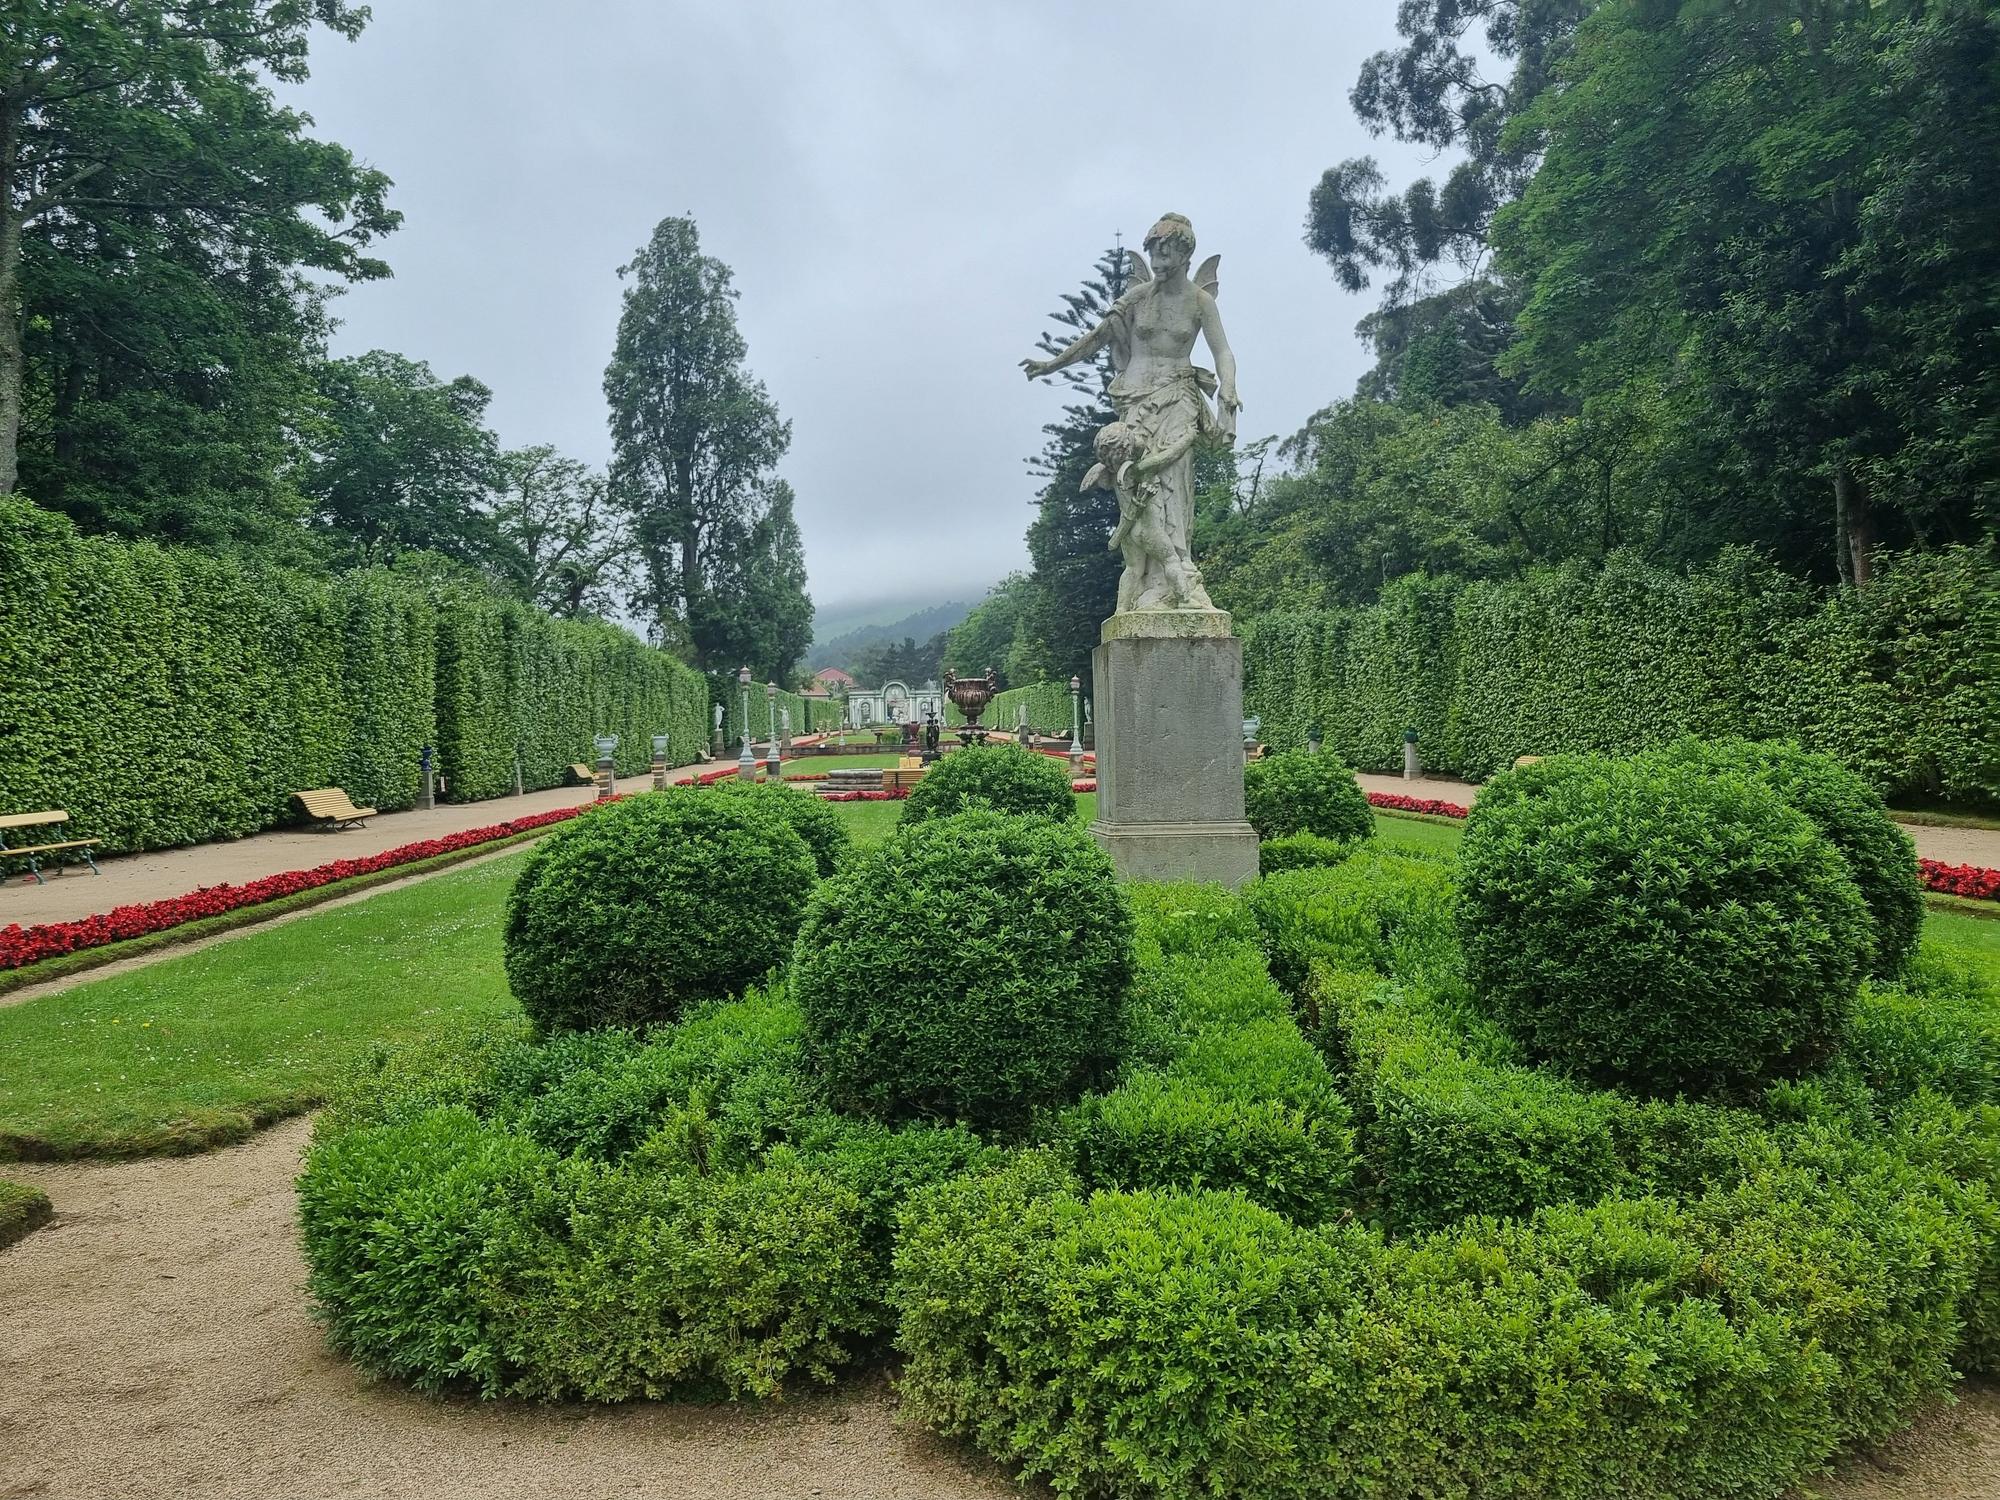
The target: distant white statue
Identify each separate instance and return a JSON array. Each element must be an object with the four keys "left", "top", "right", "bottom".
[
  {"left": 1023, "top": 212, "right": 1237, "bottom": 614},
  {"left": 712, "top": 703, "right": 724, "bottom": 730}
]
